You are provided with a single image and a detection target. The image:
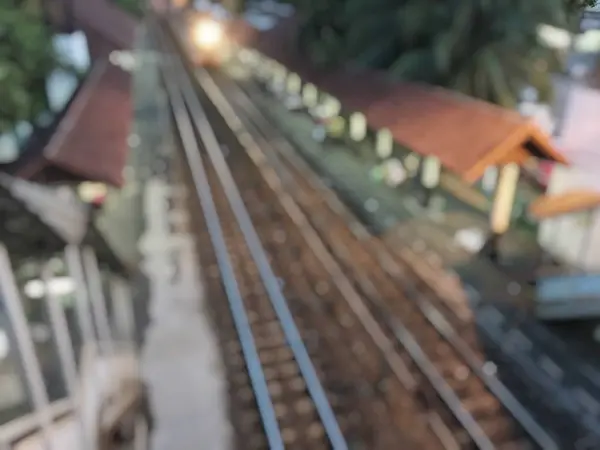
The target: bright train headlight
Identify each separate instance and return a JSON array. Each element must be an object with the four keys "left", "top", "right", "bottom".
[{"left": 192, "top": 20, "right": 224, "bottom": 48}]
